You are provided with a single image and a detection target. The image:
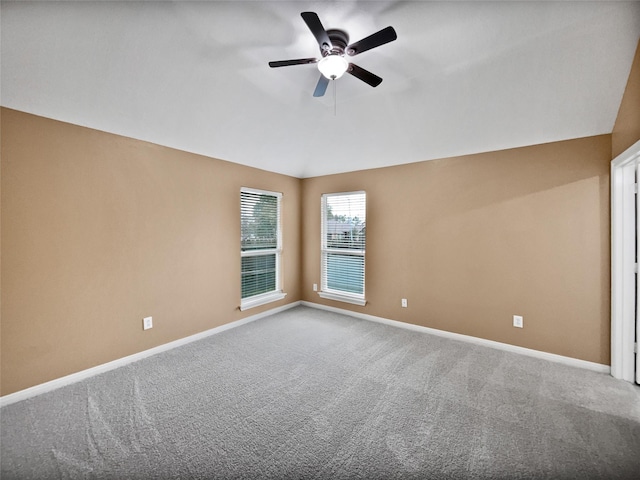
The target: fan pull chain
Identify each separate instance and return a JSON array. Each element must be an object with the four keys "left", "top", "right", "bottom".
[{"left": 333, "top": 78, "right": 337, "bottom": 116}]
